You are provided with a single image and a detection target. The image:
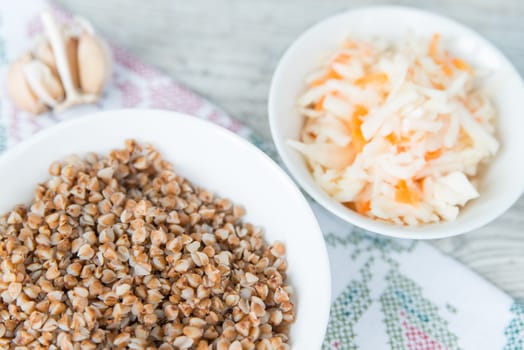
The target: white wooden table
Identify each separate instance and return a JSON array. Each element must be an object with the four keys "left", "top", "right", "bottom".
[{"left": 54, "top": 0, "right": 524, "bottom": 301}]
